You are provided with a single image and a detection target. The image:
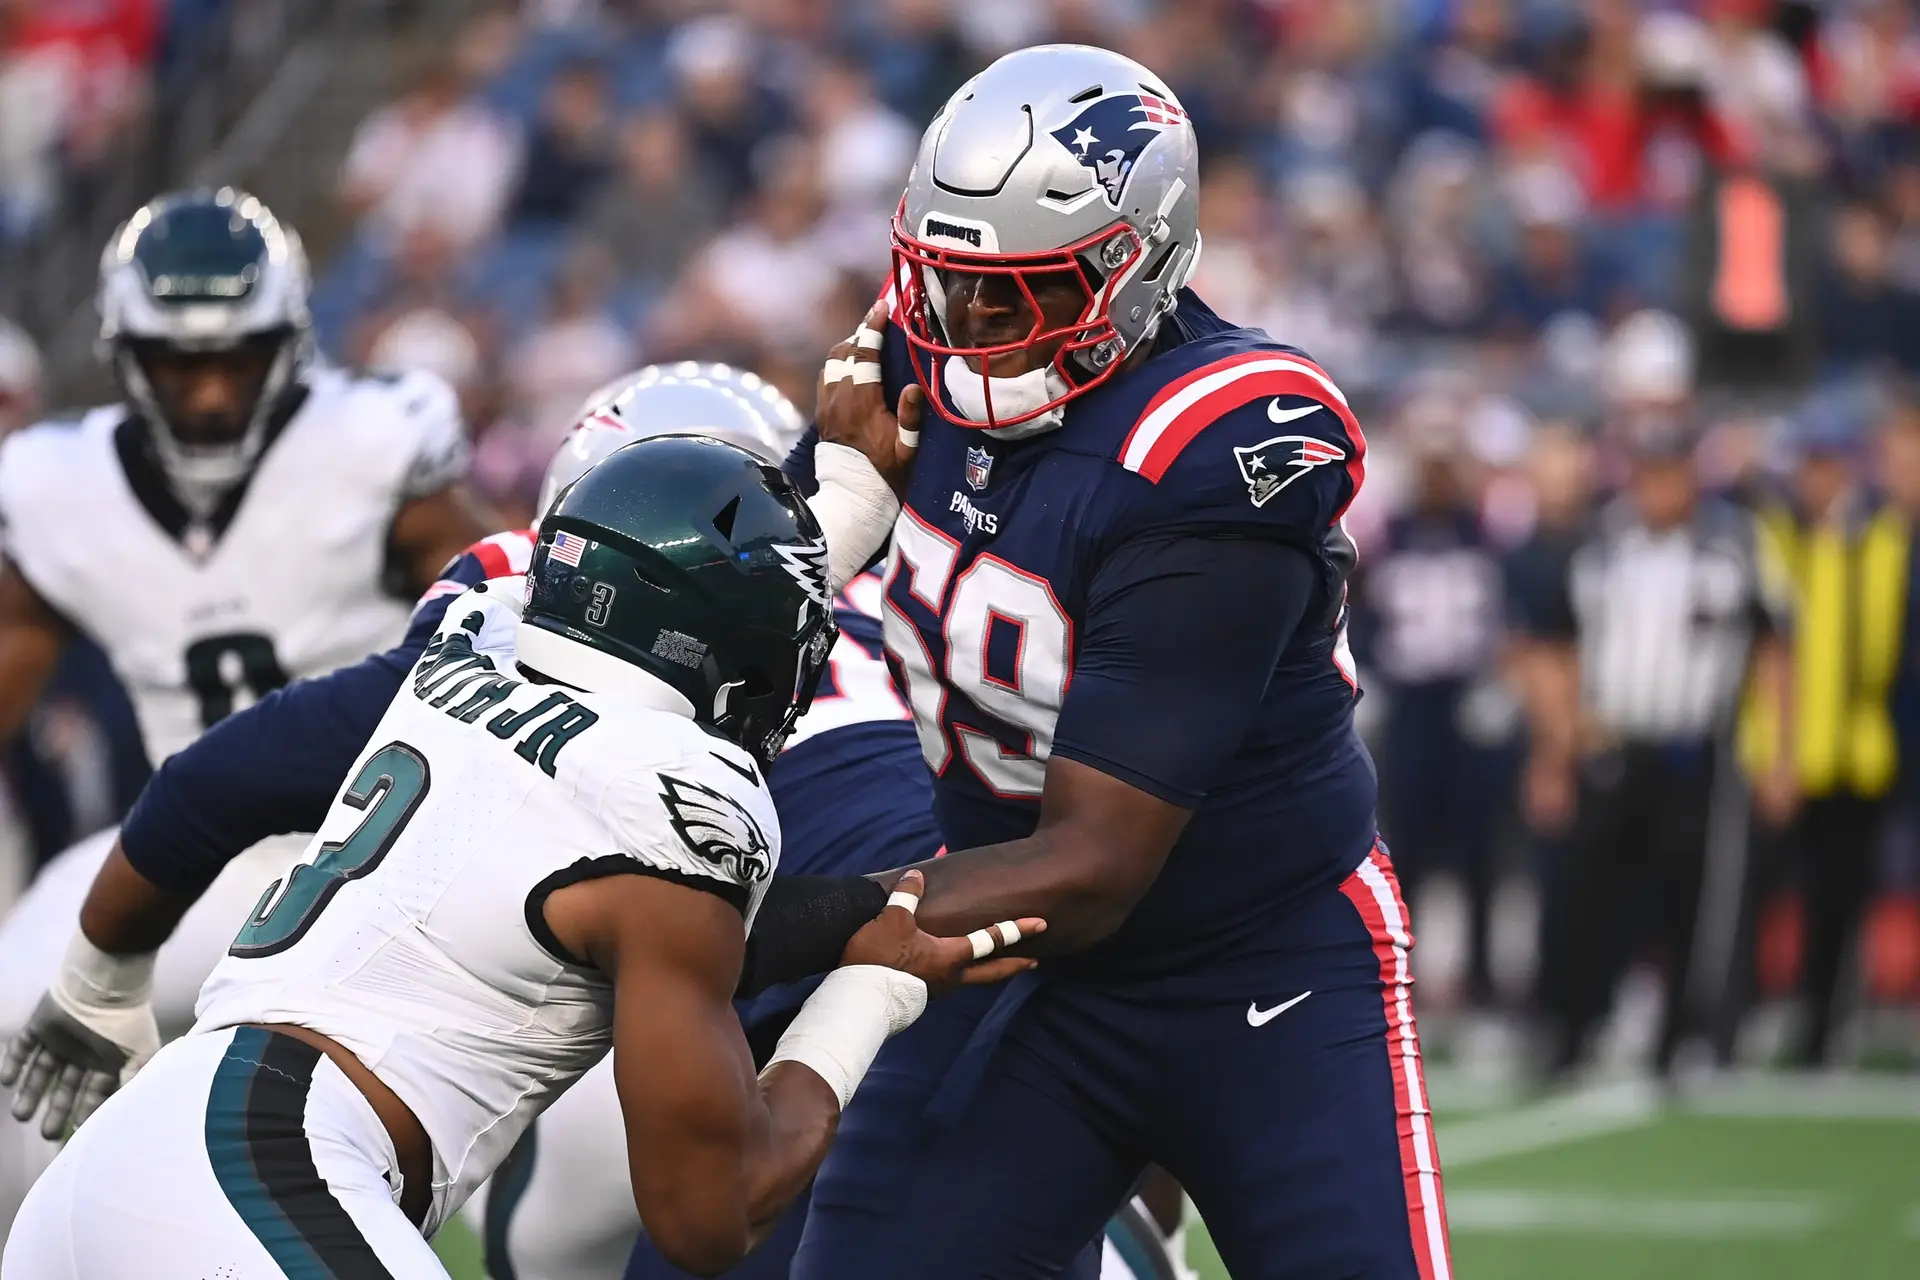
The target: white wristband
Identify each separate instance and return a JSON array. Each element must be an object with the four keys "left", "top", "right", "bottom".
[
  {"left": 810, "top": 442, "right": 901, "bottom": 594},
  {"left": 761, "top": 965, "right": 927, "bottom": 1111},
  {"left": 55, "top": 932, "right": 155, "bottom": 1011}
]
